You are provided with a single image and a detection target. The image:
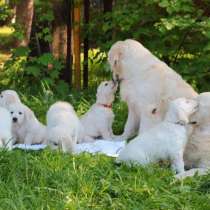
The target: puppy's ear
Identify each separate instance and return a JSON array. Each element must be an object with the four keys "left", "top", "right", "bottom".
[
  {"left": 24, "top": 107, "right": 34, "bottom": 122},
  {"left": 176, "top": 109, "right": 189, "bottom": 125},
  {"left": 5, "top": 95, "right": 17, "bottom": 105}
]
